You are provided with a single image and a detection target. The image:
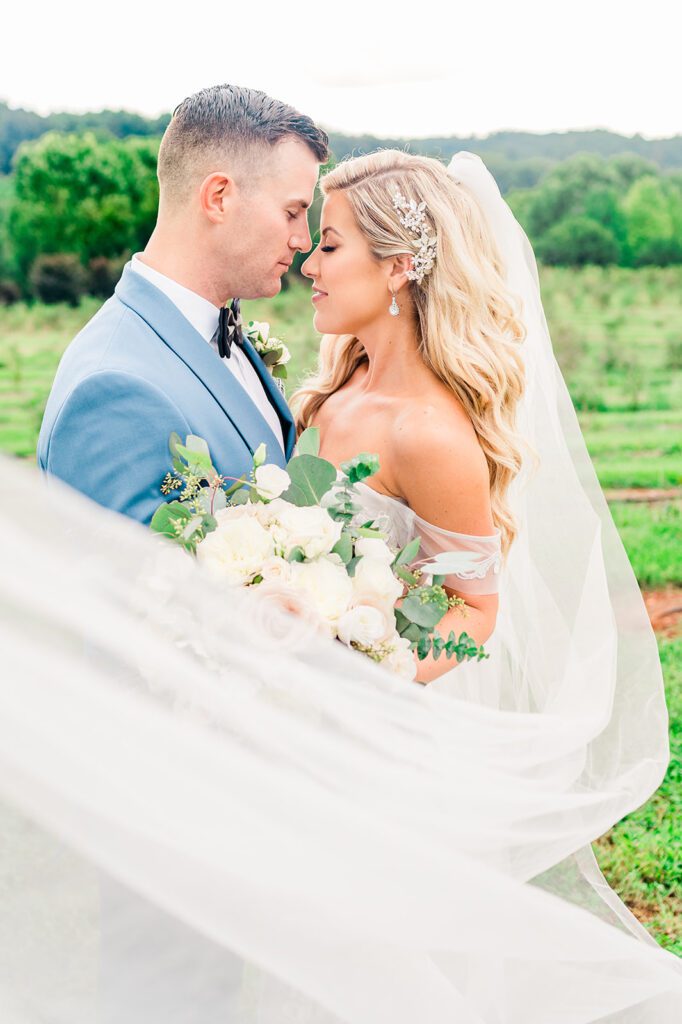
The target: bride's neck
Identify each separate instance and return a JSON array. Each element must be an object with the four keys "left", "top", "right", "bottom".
[{"left": 356, "top": 319, "right": 427, "bottom": 394}]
